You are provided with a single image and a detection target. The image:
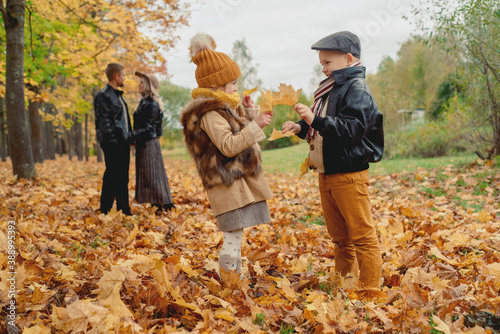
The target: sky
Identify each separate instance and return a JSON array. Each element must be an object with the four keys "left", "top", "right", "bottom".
[{"left": 164, "top": 0, "right": 419, "bottom": 95}]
